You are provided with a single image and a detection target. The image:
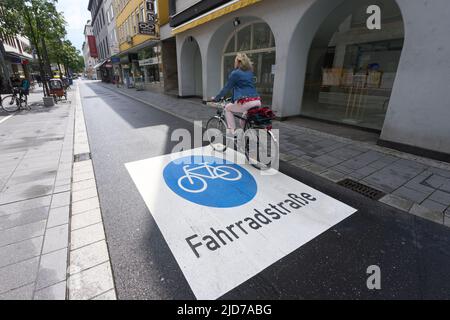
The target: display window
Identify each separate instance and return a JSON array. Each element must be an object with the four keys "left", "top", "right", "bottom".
[{"left": 301, "top": 2, "right": 404, "bottom": 130}]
